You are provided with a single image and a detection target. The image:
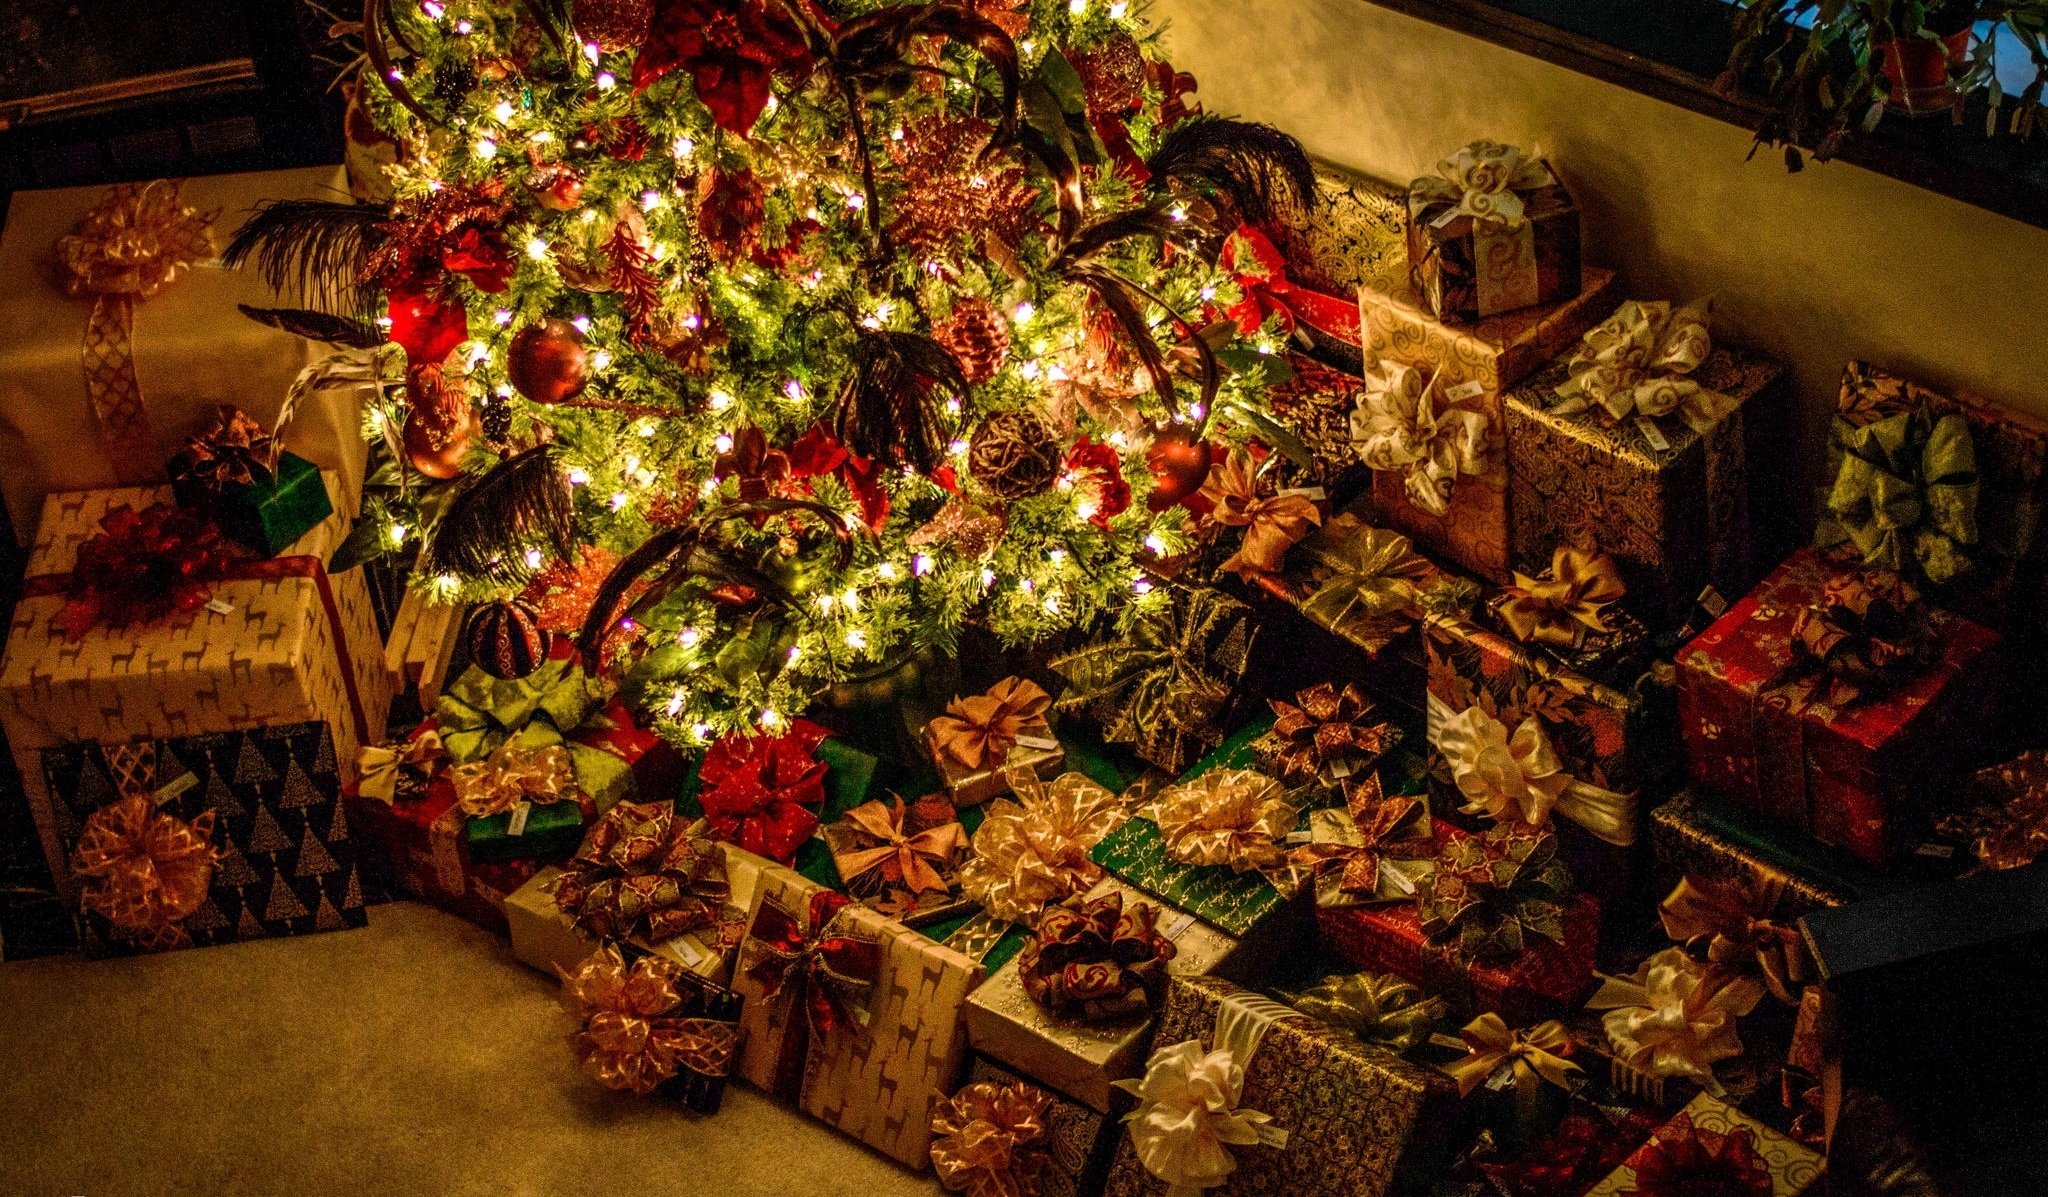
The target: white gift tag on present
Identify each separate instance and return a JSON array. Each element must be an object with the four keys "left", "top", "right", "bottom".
[
  {"left": 1445, "top": 379, "right": 1486, "bottom": 403},
  {"left": 1257, "top": 1125, "right": 1292, "bottom": 1149},
  {"left": 1160, "top": 910, "right": 1200, "bottom": 941},
  {"left": 1635, "top": 416, "right": 1672, "bottom": 453},
  {"left": 670, "top": 936, "right": 709, "bottom": 969},
  {"left": 204, "top": 599, "right": 235, "bottom": 615},
  {"left": 1279, "top": 486, "right": 1327, "bottom": 502},
  {"left": 154, "top": 772, "right": 200, "bottom": 806},
  {"left": 1013, "top": 734, "right": 1060, "bottom": 751},
  {"left": 507, "top": 800, "right": 532, "bottom": 837},
  {"left": 1285, "top": 829, "right": 1314, "bottom": 844}
]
